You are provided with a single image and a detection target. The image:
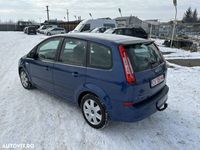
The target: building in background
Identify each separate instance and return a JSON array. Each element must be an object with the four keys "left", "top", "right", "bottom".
[
  {"left": 177, "top": 23, "right": 200, "bottom": 36},
  {"left": 145, "top": 20, "right": 160, "bottom": 38},
  {"left": 158, "top": 22, "right": 173, "bottom": 38},
  {"left": 0, "top": 23, "right": 17, "bottom": 31}
]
